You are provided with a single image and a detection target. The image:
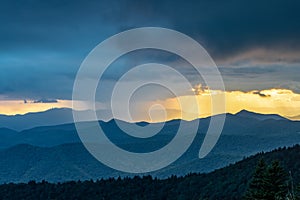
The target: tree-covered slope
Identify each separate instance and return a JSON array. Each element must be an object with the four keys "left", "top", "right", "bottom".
[{"left": 1, "top": 145, "right": 300, "bottom": 200}]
